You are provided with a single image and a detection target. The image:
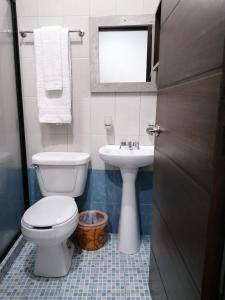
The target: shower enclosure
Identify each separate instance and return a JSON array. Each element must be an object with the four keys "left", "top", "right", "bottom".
[{"left": 0, "top": 0, "right": 28, "bottom": 261}]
